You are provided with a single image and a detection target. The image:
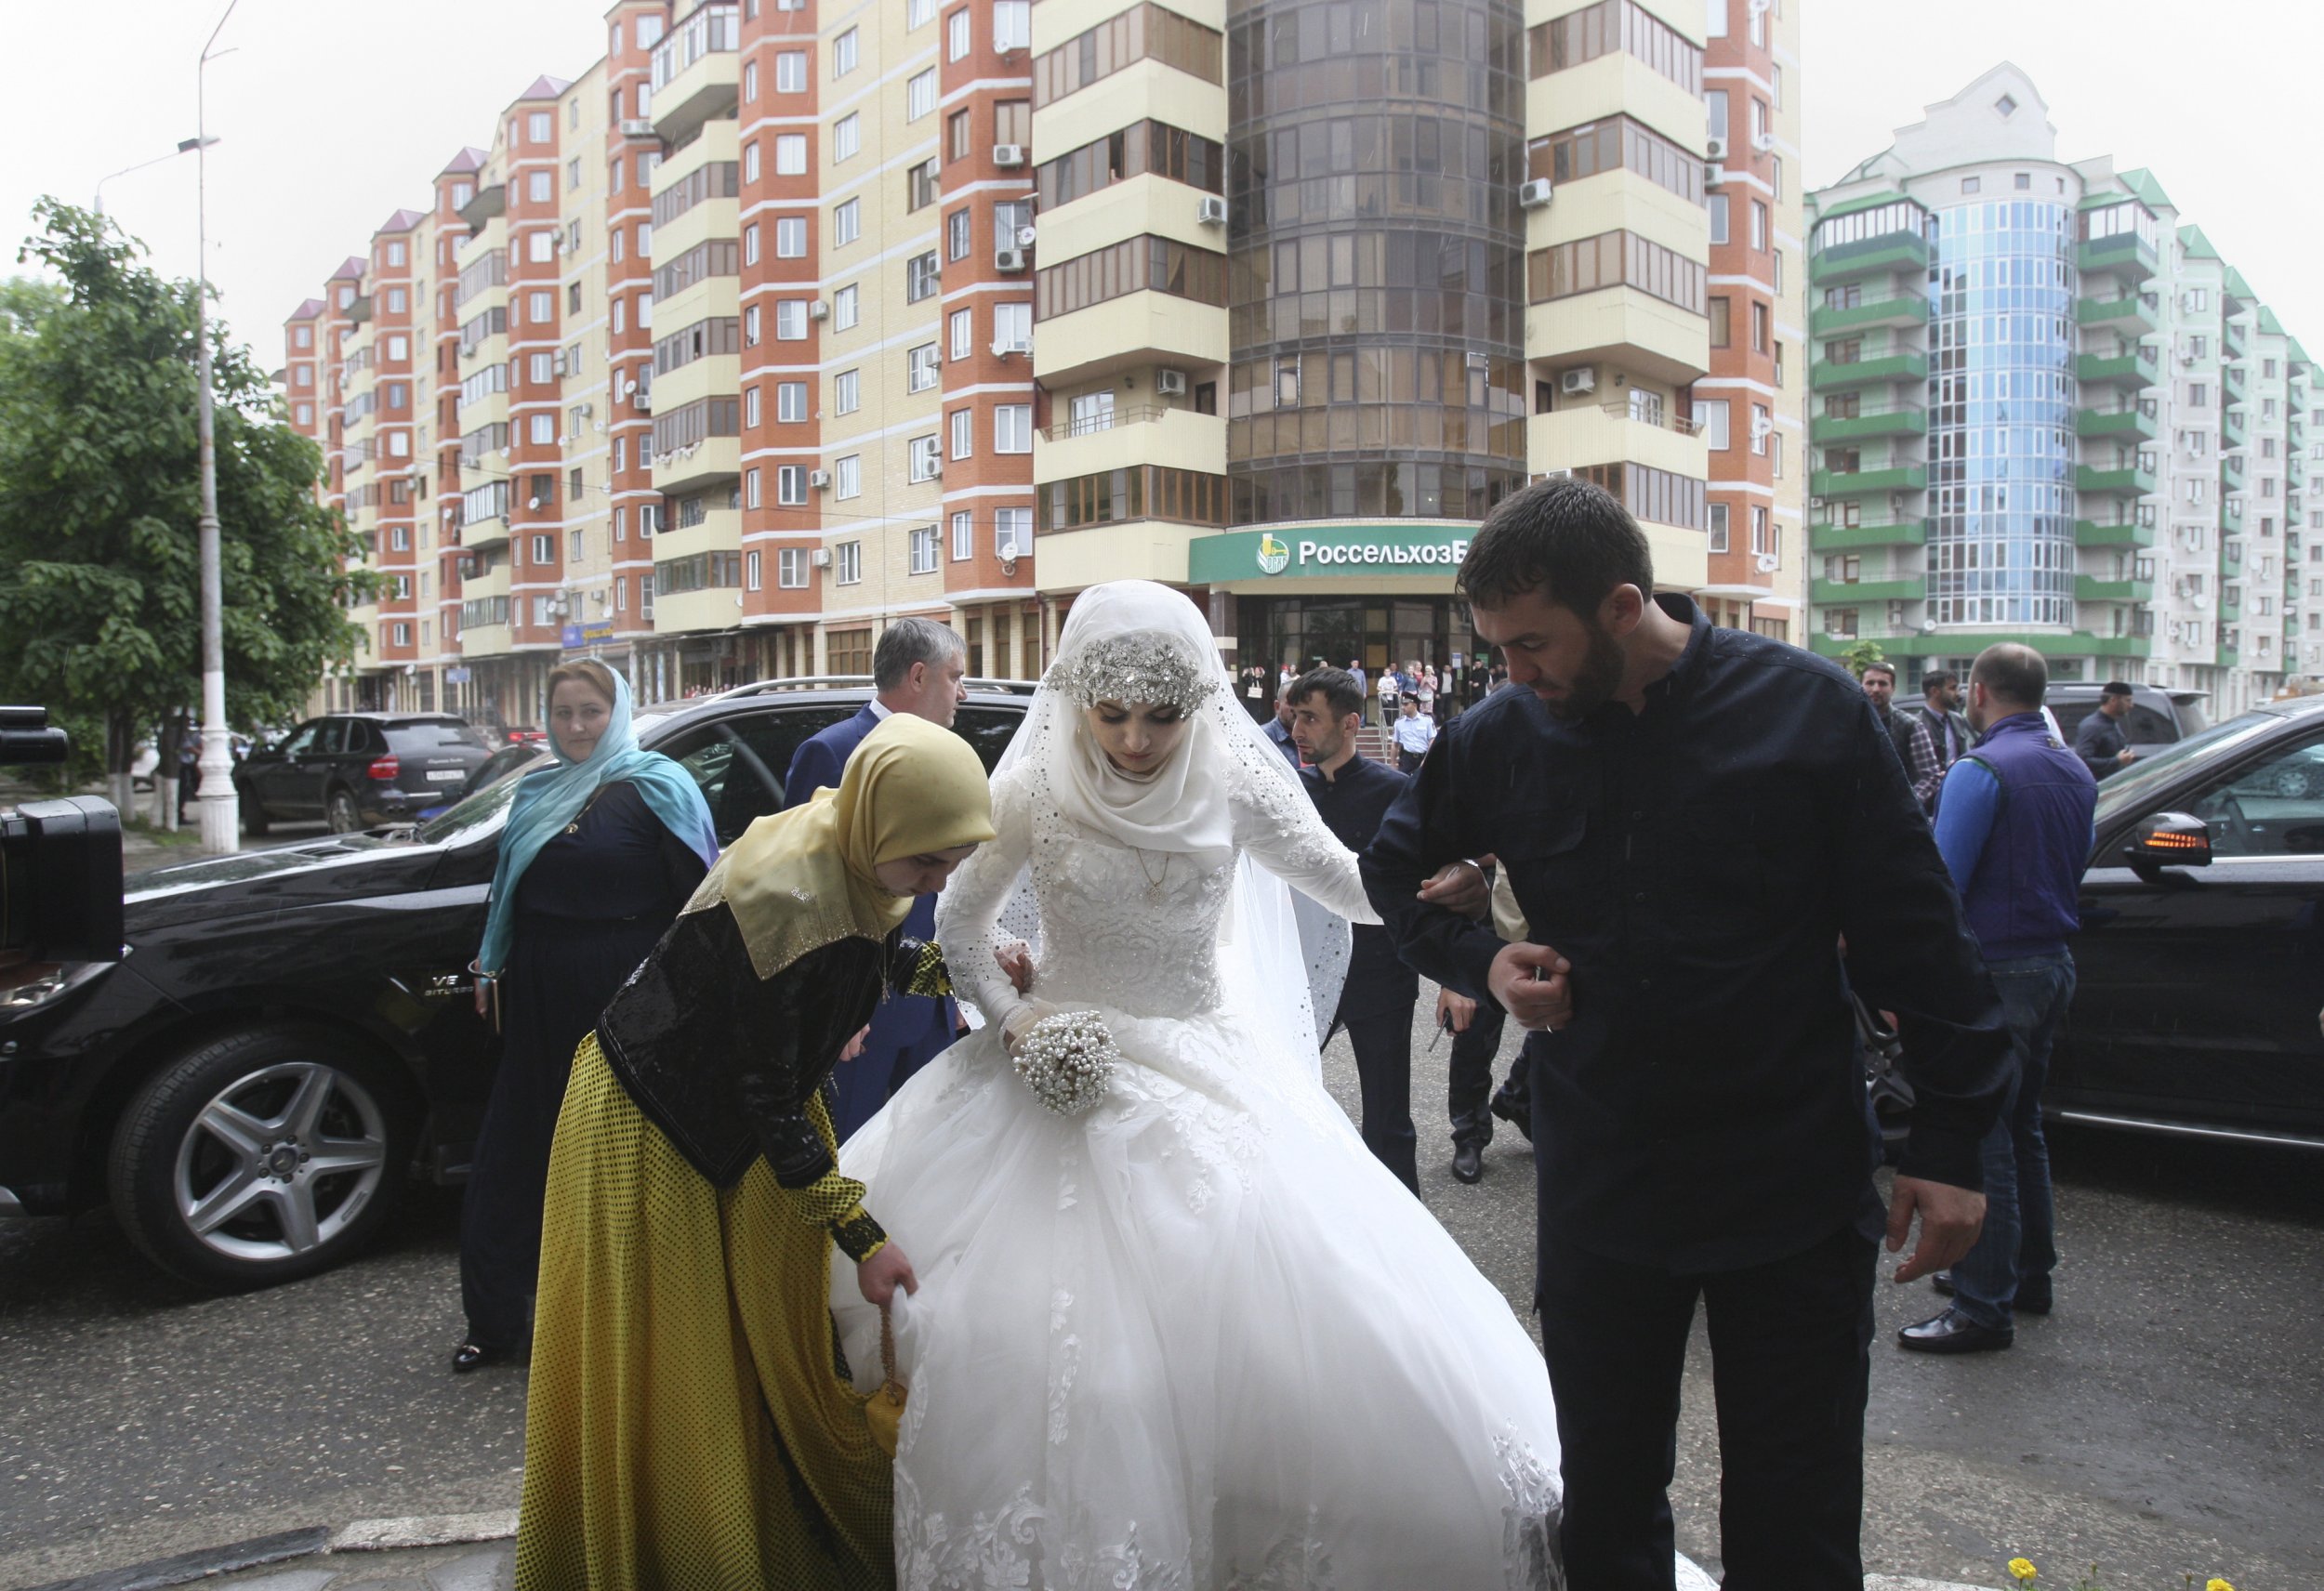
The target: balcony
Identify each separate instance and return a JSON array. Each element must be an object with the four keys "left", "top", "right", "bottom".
[
  {"left": 2222, "top": 407, "right": 2248, "bottom": 448},
  {"left": 1810, "top": 230, "right": 1931, "bottom": 285},
  {"left": 1812, "top": 464, "right": 1925, "bottom": 498},
  {"left": 2224, "top": 318, "right": 2249, "bottom": 360},
  {"left": 1036, "top": 402, "right": 1225, "bottom": 484},
  {"left": 2076, "top": 518, "right": 2155, "bottom": 549},
  {"left": 650, "top": 3, "right": 741, "bottom": 145},
  {"left": 2075, "top": 230, "right": 2159, "bottom": 283},
  {"left": 2074, "top": 295, "right": 2157, "bottom": 335},
  {"left": 456, "top": 184, "right": 505, "bottom": 230},
  {"left": 1813, "top": 575, "right": 1924, "bottom": 606},
  {"left": 1808, "top": 295, "right": 1928, "bottom": 336},
  {"left": 1809, "top": 351, "right": 1927, "bottom": 391},
  {"left": 2219, "top": 599, "right": 2242, "bottom": 624},
  {"left": 2076, "top": 406, "right": 2158, "bottom": 444},
  {"left": 1806, "top": 630, "right": 2153, "bottom": 662},
  {"left": 2224, "top": 542, "right": 2244, "bottom": 572},
  {"left": 2222, "top": 363, "right": 2248, "bottom": 401},
  {"left": 2074, "top": 348, "right": 2156, "bottom": 390},
  {"left": 1814, "top": 407, "right": 1926, "bottom": 443},
  {"left": 345, "top": 294, "right": 374, "bottom": 326},
  {"left": 1525, "top": 402, "right": 1707, "bottom": 486},
  {"left": 1810, "top": 519, "right": 1925, "bottom": 552},
  {"left": 2076, "top": 462, "right": 2157, "bottom": 496},
  {"left": 2075, "top": 575, "right": 2154, "bottom": 604}
]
